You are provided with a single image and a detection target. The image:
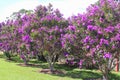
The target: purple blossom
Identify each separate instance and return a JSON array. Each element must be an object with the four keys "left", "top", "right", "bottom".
[
  {"left": 77, "top": 20, "right": 81, "bottom": 25},
  {"left": 66, "top": 59, "right": 69, "bottom": 64},
  {"left": 68, "top": 25, "right": 76, "bottom": 32},
  {"left": 112, "top": 45, "right": 116, "bottom": 49},
  {"left": 76, "top": 30, "right": 80, "bottom": 33},
  {"left": 64, "top": 52, "right": 69, "bottom": 57},
  {"left": 61, "top": 41, "right": 65, "bottom": 48},
  {"left": 115, "top": 34, "right": 120, "bottom": 41},
  {"left": 100, "top": 0, "right": 106, "bottom": 6},
  {"left": 31, "top": 29, "right": 35, "bottom": 32},
  {"left": 49, "top": 35, "right": 53, "bottom": 40},
  {"left": 0, "top": 43, "right": 2, "bottom": 46},
  {"left": 55, "top": 26, "right": 59, "bottom": 31},
  {"left": 79, "top": 59, "right": 84, "bottom": 68},
  {"left": 86, "top": 45, "right": 90, "bottom": 49},
  {"left": 59, "top": 29, "right": 63, "bottom": 32},
  {"left": 96, "top": 45, "right": 100, "bottom": 50},
  {"left": 100, "top": 38, "right": 109, "bottom": 45},
  {"left": 103, "top": 52, "right": 112, "bottom": 59},
  {"left": 87, "top": 25, "right": 93, "bottom": 31},
  {"left": 104, "top": 26, "right": 114, "bottom": 33},
  {"left": 83, "top": 36, "right": 91, "bottom": 43},
  {"left": 97, "top": 28, "right": 103, "bottom": 34},
  {"left": 93, "top": 26, "right": 98, "bottom": 31},
  {"left": 25, "top": 44, "right": 30, "bottom": 50},
  {"left": 20, "top": 54, "right": 25, "bottom": 59},
  {"left": 79, "top": 60, "right": 84, "bottom": 65},
  {"left": 100, "top": 17, "right": 104, "bottom": 23},
  {"left": 70, "top": 60, "right": 74, "bottom": 65},
  {"left": 87, "top": 25, "right": 98, "bottom": 31},
  {"left": 115, "top": 23, "right": 120, "bottom": 29},
  {"left": 81, "top": 15, "right": 87, "bottom": 22},
  {"left": 18, "top": 28, "right": 24, "bottom": 34},
  {"left": 31, "top": 51, "right": 36, "bottom": 56},
  {"left": 63, "top": 34, "right": 71, "bottom": 40},
  {"left": 89, "top": 39, "right": 96, "bottom": 44},
  {"left": 22, "top": 35, "right": 31, "bottom": 43},
  {"left": 90, "top": 48, "right": 96, "bottom": 56},
  {"left": 39, "top": 27, "right": 47, "bottom": 31},
  {"left": 92, "top": 59, "right": 96, "bottom": 64}
]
